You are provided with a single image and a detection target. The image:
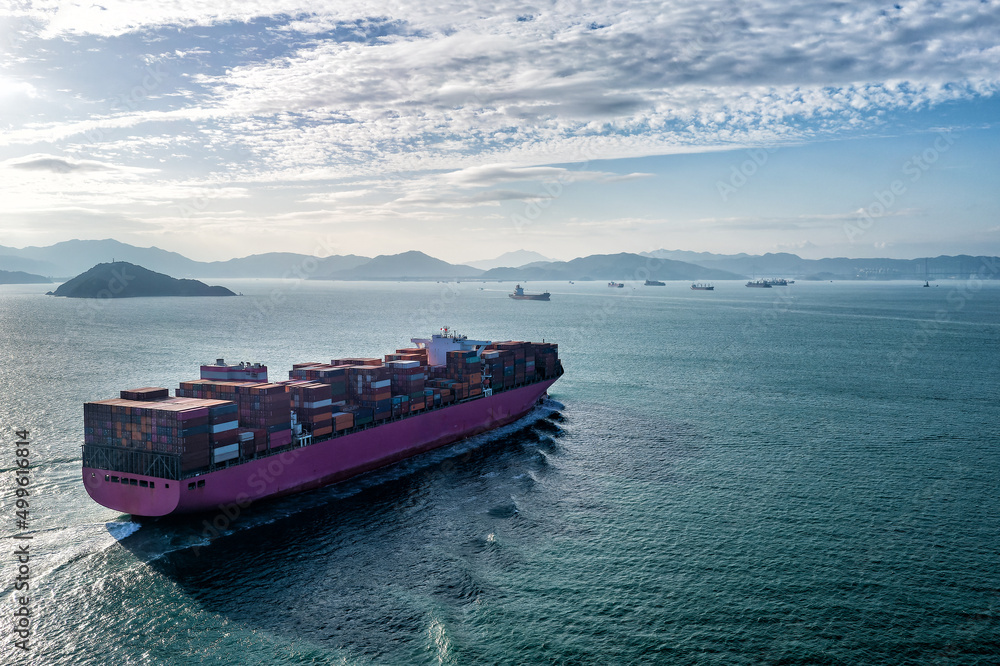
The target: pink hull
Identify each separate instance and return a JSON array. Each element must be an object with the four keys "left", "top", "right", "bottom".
[{"left": 82, "top": 379, "right": 556, "bottom": 517}]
